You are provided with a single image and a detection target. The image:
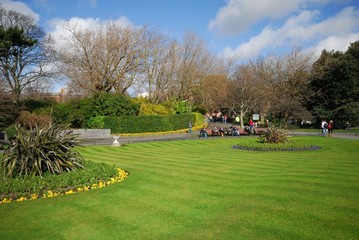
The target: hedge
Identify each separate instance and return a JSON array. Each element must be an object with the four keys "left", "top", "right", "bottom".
[{"left": 87, "top": 113, "right": 204, "bottom": 134}]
